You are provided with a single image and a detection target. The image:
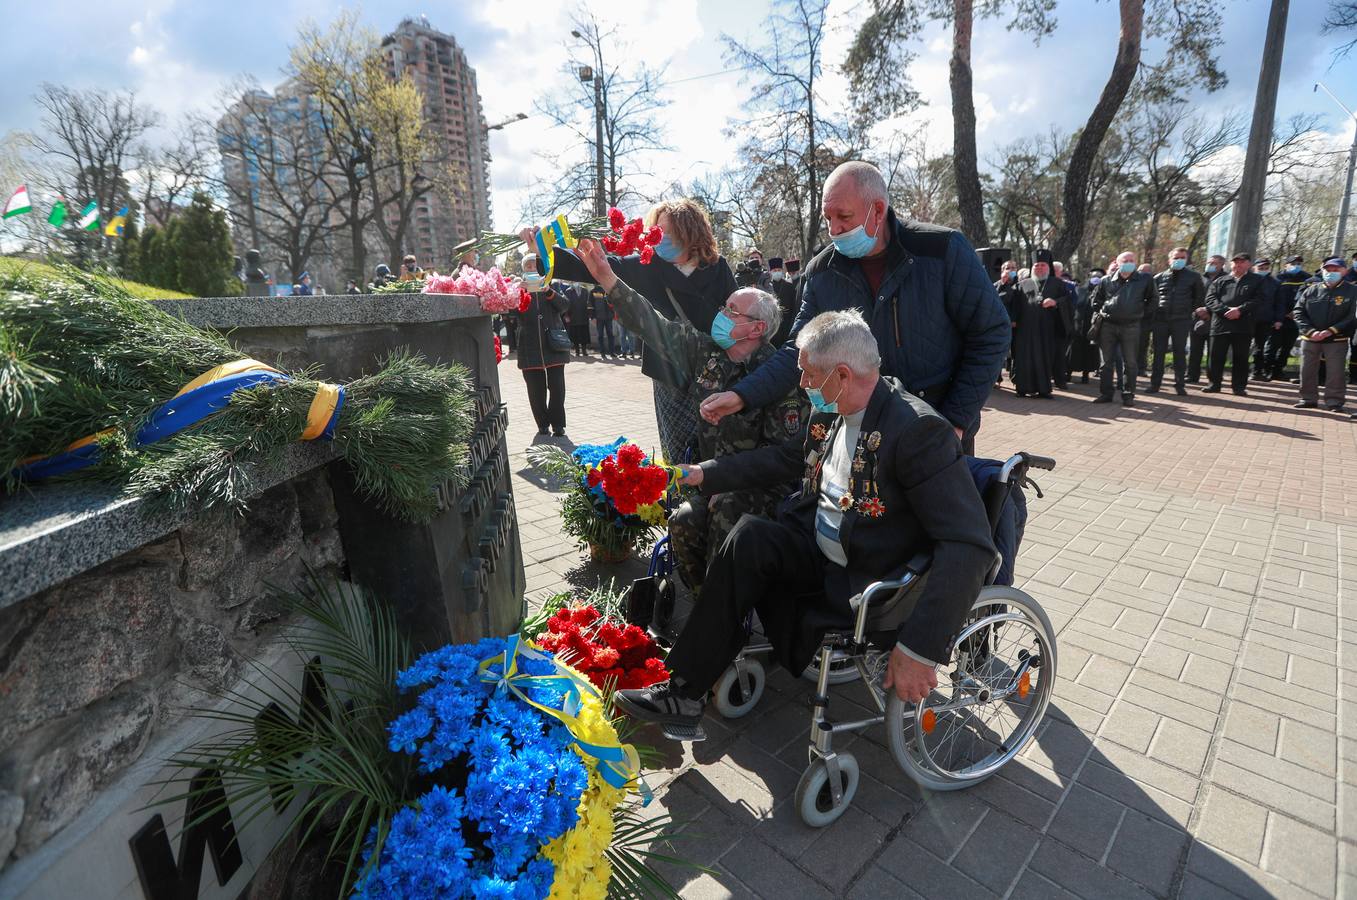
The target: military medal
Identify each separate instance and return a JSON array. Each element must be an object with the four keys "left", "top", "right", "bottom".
[
  {"left": 866, "top": 431, "right": 882, "bottom": 451},
  {"left": 852, "top": 456, "right": 866, "bottom": 474},
  {"left": 811, "top": 423, "right": 828, "bottom": 442},
  {"left": 858, "top": 497, "right": 886, "bottom": 518},
  {"left": 839, "top": 492, "right": 853, "bottom": 511}
]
